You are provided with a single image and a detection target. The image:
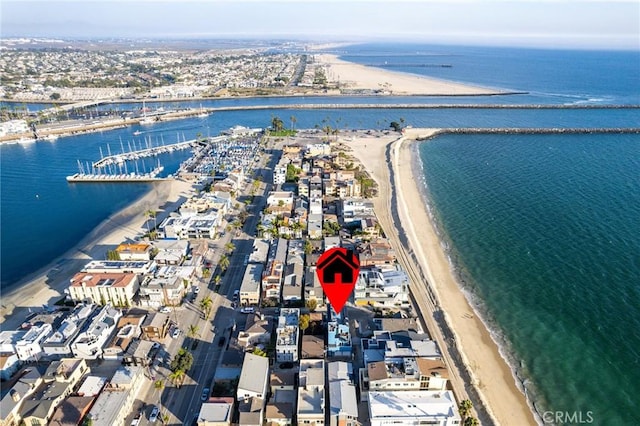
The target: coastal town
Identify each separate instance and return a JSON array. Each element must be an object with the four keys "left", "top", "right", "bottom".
[{"left": 0, "top": 121, "right": 481, "bottom": 426}]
